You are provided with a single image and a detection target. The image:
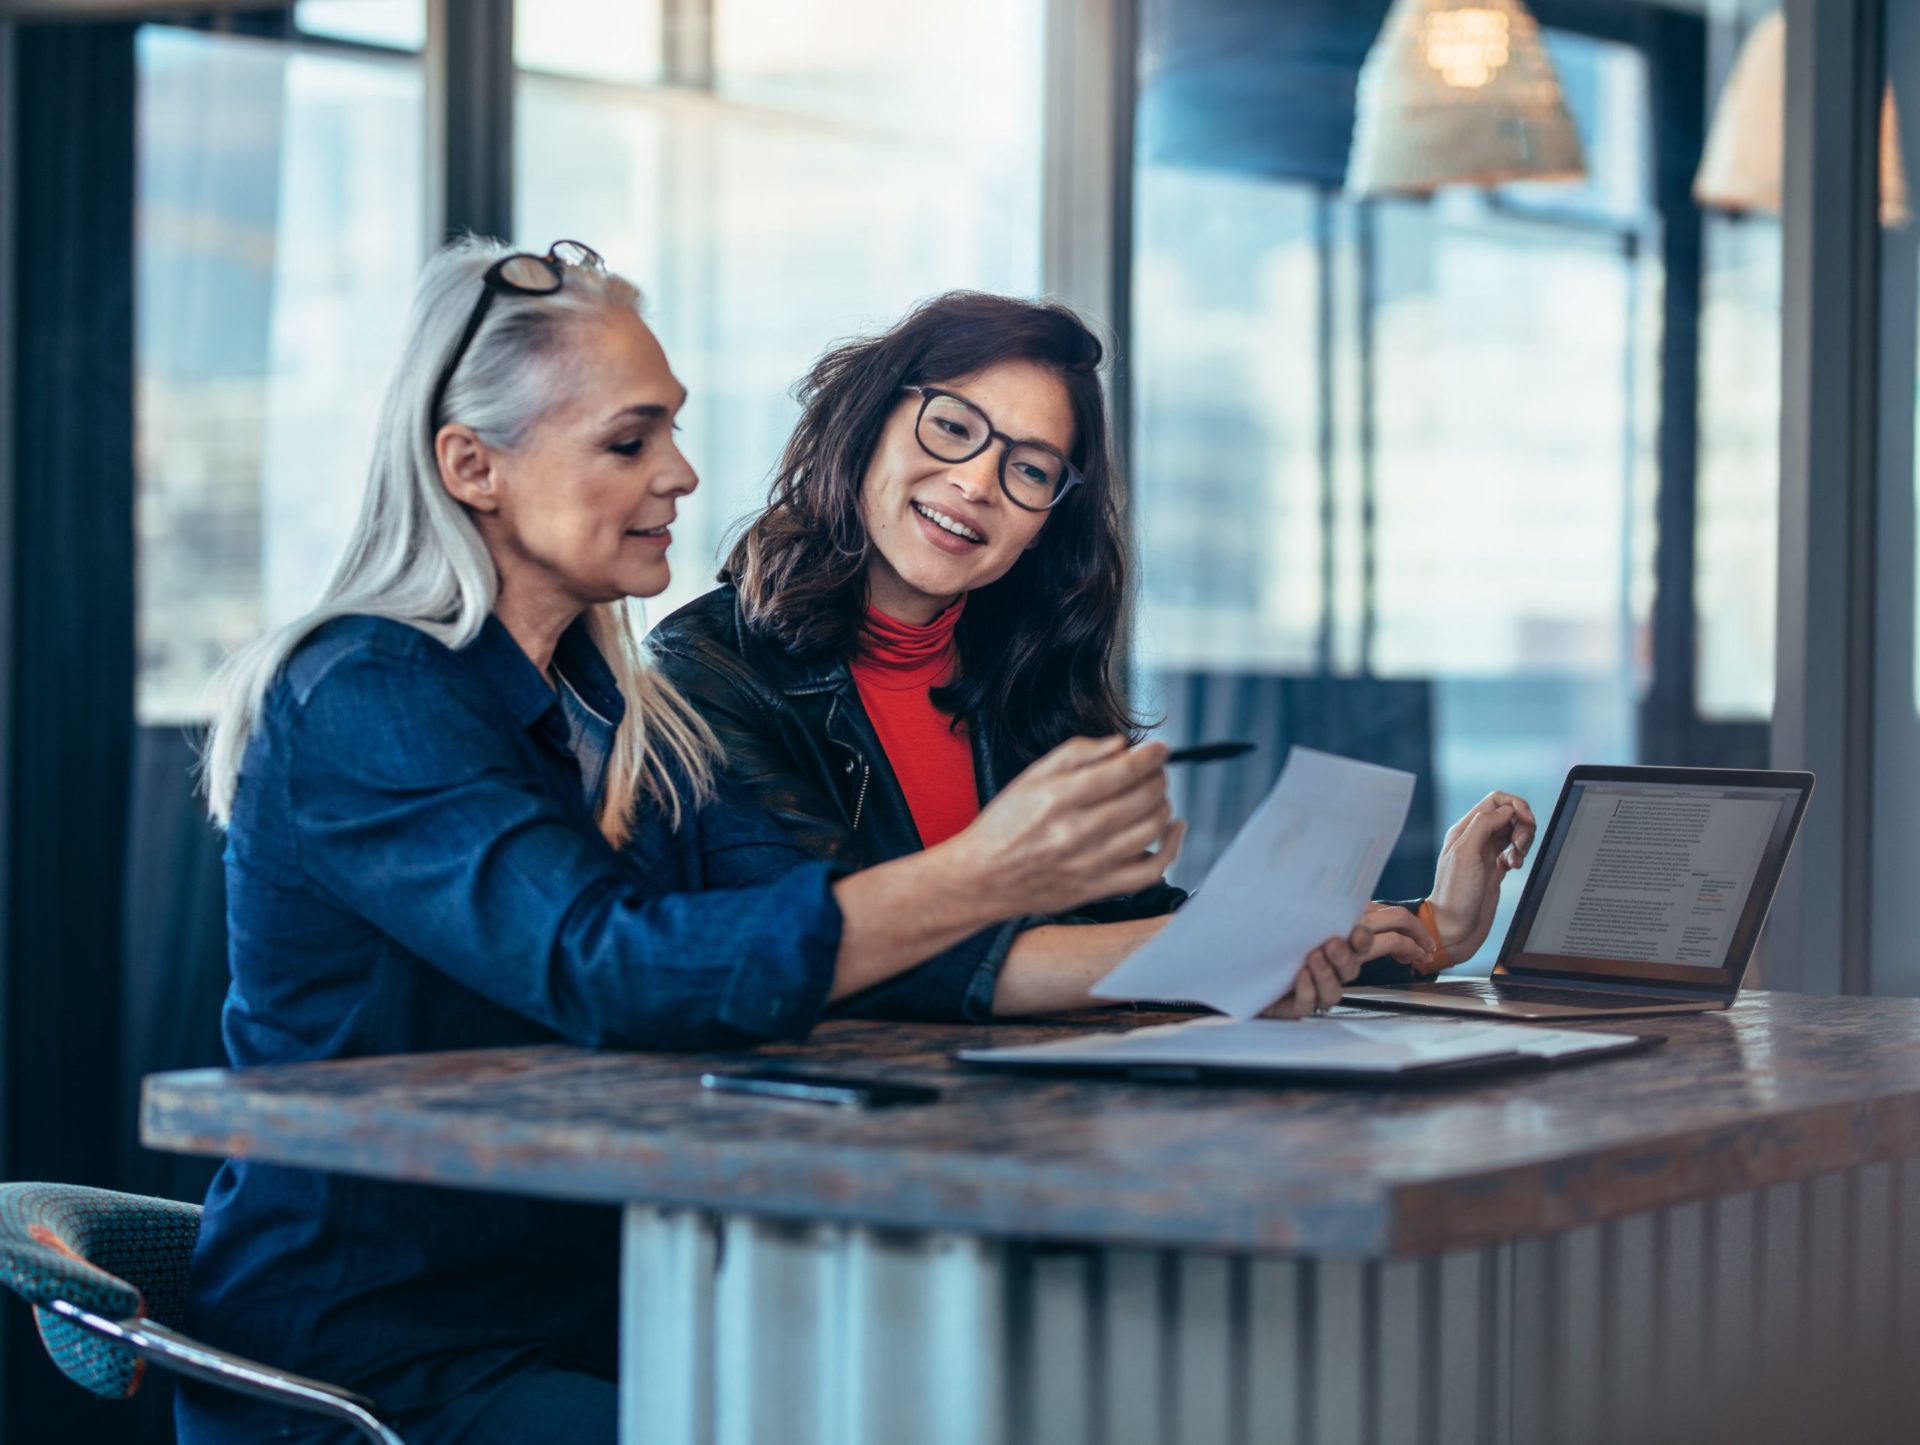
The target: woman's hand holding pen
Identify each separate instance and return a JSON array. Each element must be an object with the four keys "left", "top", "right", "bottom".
[
  {"left": 833, "top": 737, "right": 1182, "bottom": 1004},
  {"left": 946, "top": 735, "right": 1186, "bottom": 919}
]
